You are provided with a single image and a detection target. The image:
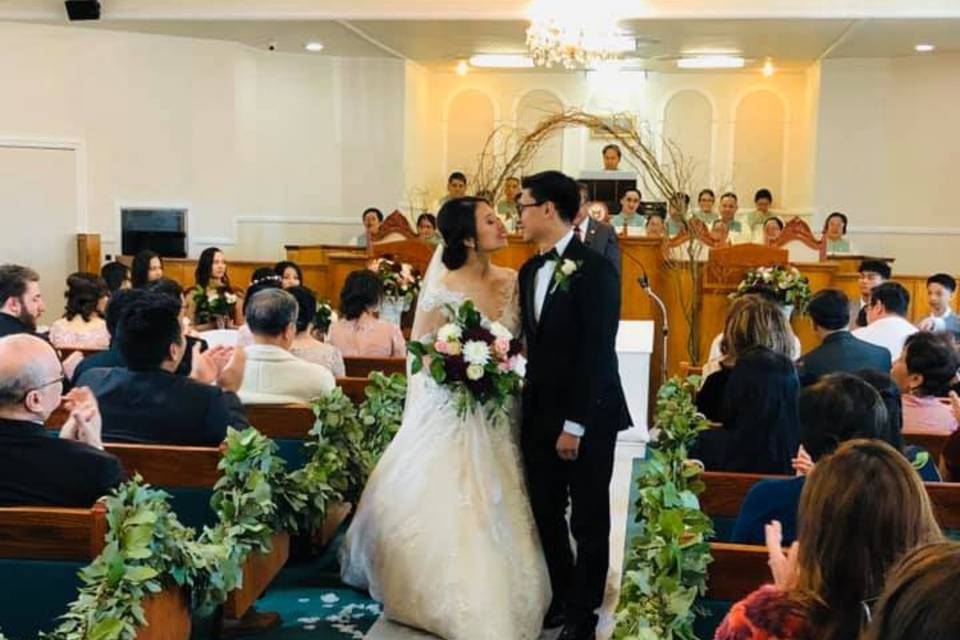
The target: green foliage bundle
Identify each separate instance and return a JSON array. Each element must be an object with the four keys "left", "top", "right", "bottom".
[{"left": 613, "top": 376, "right": 714, "bottom": 640}]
